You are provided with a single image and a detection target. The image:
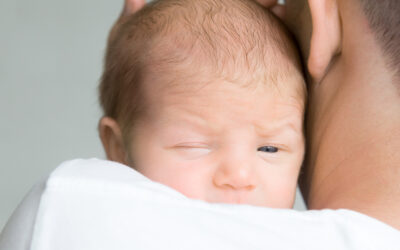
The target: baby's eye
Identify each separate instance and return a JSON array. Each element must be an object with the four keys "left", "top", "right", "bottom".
[
  {"left": 257, "top": 146, "right": 278, "bottom": 153},
  {"left": 173, "top": 144, "right": 211, "bottom": 159}
]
